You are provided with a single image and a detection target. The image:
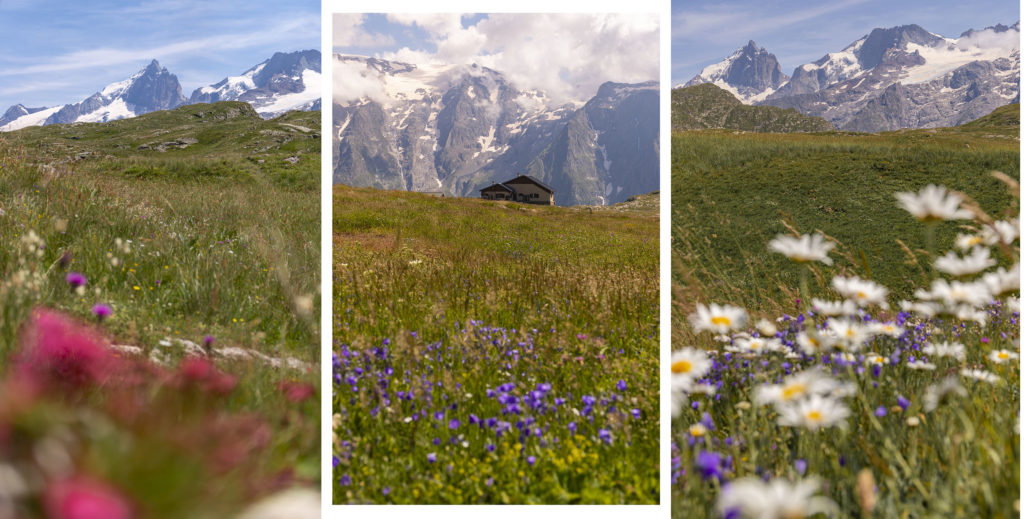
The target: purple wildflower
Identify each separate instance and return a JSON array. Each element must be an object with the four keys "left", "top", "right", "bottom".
[{"left": 65, "top": 272, "right": 87, "bottom": 288}]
